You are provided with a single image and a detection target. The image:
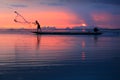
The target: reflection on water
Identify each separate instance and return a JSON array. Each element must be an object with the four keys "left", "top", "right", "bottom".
[
  {"left": 81, "top": 51, "right": 86, "bottom": 61},
  {"left": 81, "top": 40, "right": 86, "bottom": 61},
  {"left": 0, "top": 32, "right": 120, "bottom": 80},
  {"left": 36, "top": 35, "right": 41, "bottom": 50}
]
